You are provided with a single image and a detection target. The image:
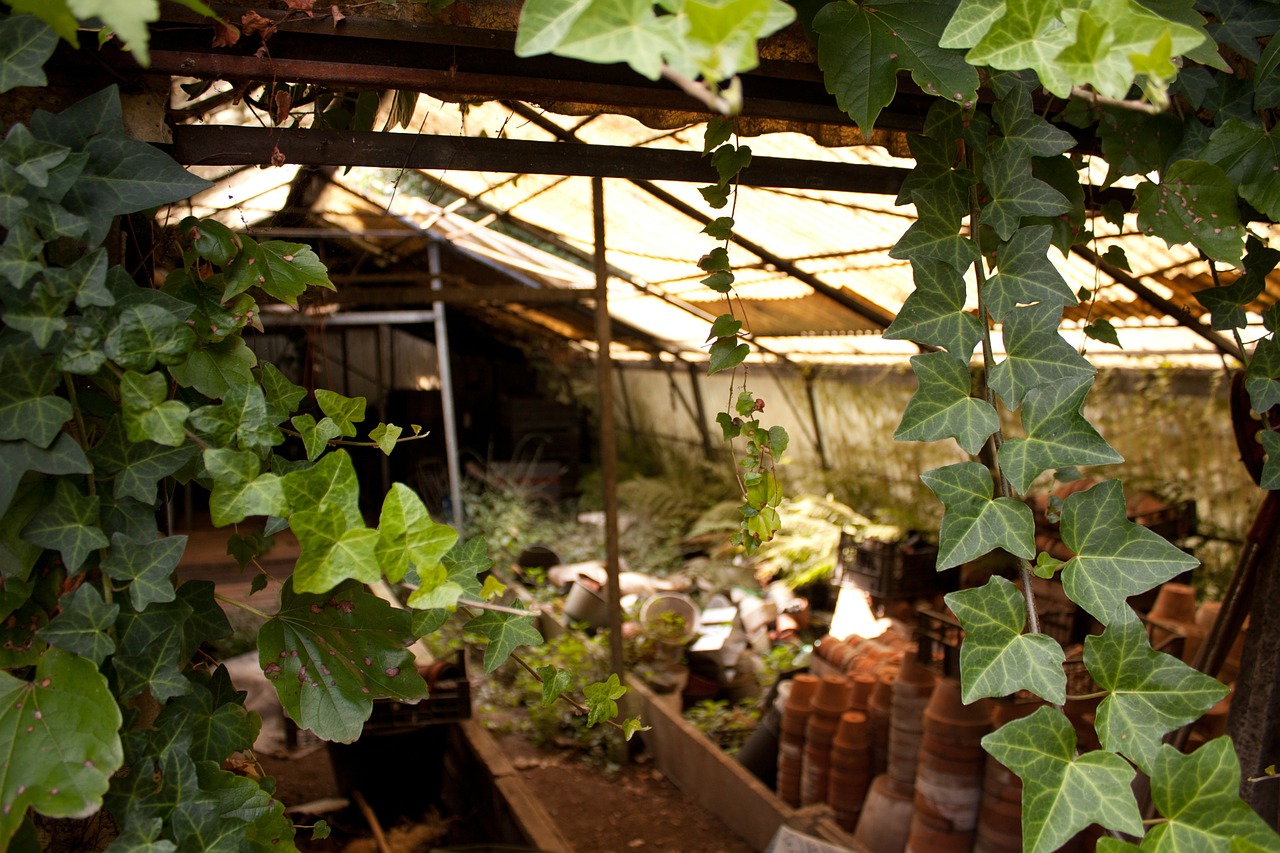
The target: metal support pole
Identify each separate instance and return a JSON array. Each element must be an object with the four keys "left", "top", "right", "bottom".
[
  {"left": 684, "top": 361, "right": 714, "bottom": 461},
  {"left": 803, "top": 370, "right": 830, "bottom": 471},
  {"left": 593, "top": 178, "right": 627, "bottom": 700},
  {"left": 429, "top": 242, "right": 465, "bottom": 530}
]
